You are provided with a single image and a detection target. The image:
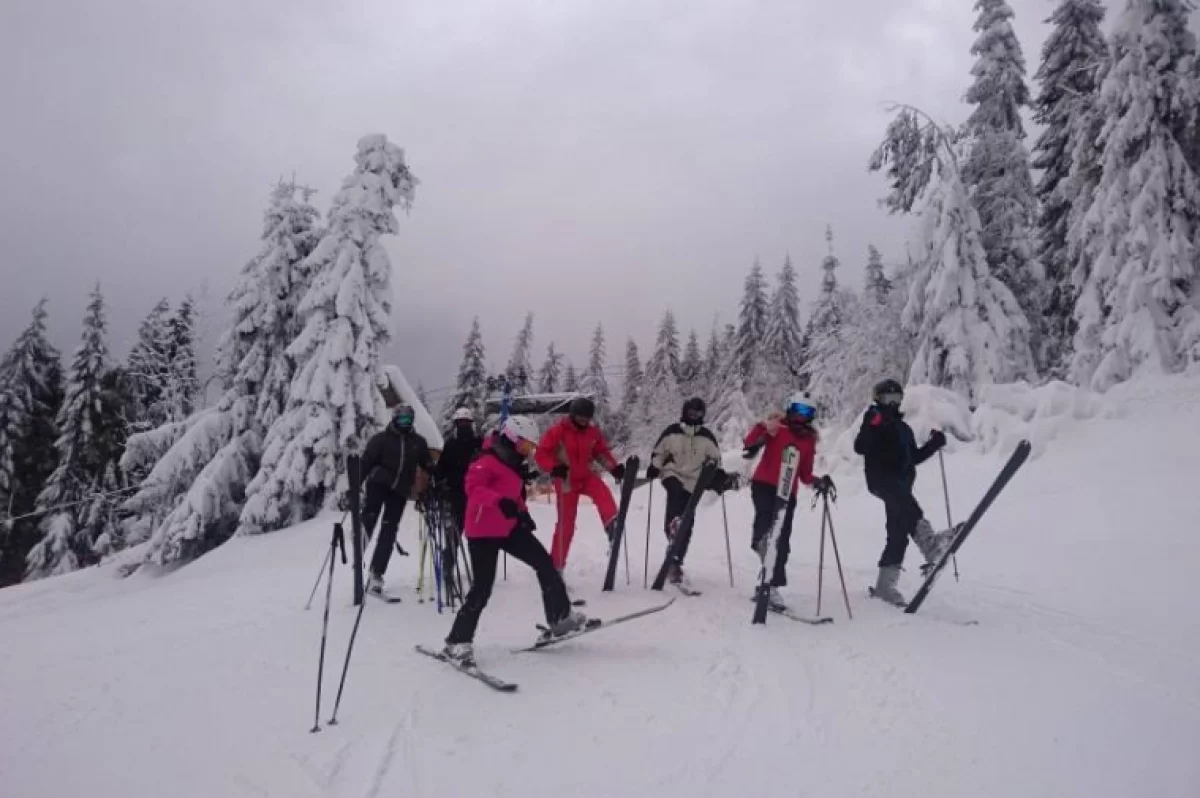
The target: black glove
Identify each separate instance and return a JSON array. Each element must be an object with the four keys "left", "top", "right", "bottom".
[
  {"left": 516, "top": 511, "right": 537, "bottom": 533},
  {"left": 710, "top": 469, "right": 730, "bottom": 494},
  {"left": 610, "top": 463, "right": 626, "bottom": 482},
  {"left": 645, "top": 465, "right": 661, "bottom": 480},
  {"left": 928, "top": 429, "right": 947, "bottom": 450},
  {"left": 813, "top": 475, "right": 836, "bottom": 495},
  {"left": 498, "top": 498, "right": 520, "bottom": 519},
  {"left": 723, "top": 472, "right": 741, "bottom": 493},
  {"left": 743, "top": 442, "right": 764, "bottom": 459},
  {"left": 521, "top": 465, "right": 539, "bottom": 482},
  {"left": 550, "top": 464, "right": 569, "bottom": 480}
]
